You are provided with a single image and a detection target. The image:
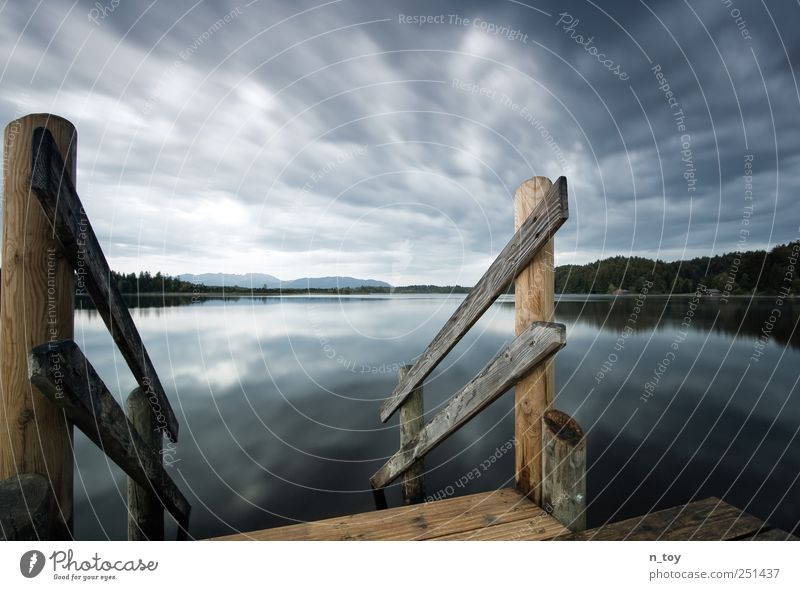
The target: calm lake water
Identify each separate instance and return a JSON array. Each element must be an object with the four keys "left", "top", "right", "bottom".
[{"left": 72, "top": 294, "right": 800, "bottom": 539}]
